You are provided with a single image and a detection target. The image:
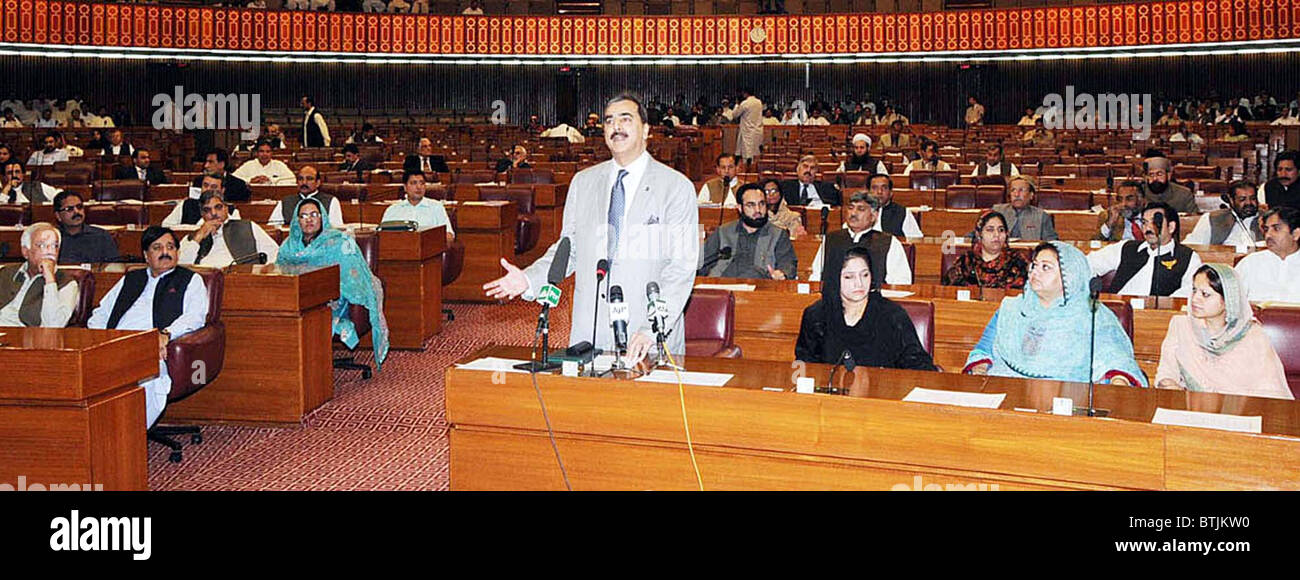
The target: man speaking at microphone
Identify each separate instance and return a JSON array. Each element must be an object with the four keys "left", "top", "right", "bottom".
[{"left": 484, "top": 93, "right": 700, "bottom": 364}]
